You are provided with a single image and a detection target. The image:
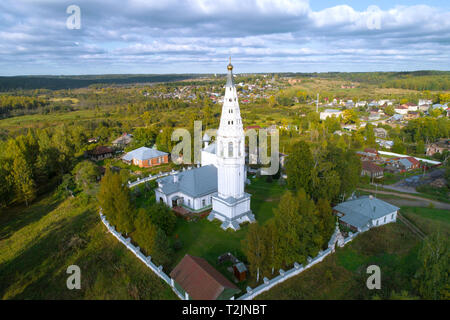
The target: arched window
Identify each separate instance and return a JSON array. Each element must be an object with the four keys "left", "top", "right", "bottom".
[
  {"left": 238, "top": 141, "right": 241, "bottom": 156},
  {"left": 228, "top": 142, "right": 233, "bottom": 157}
]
